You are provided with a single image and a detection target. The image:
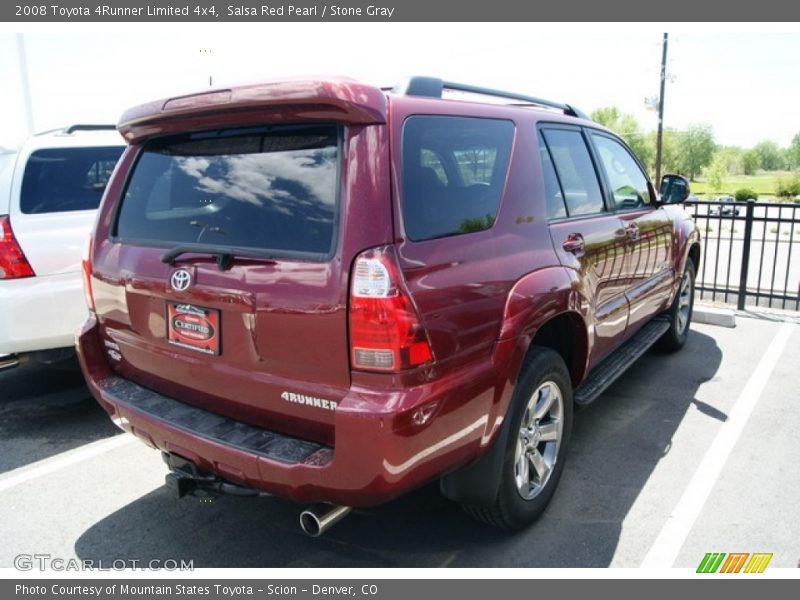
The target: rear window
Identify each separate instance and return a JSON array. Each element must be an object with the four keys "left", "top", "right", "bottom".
[
  {"left": 402, "top": 116, "right": 514, "bottom": 241},
  {"left": 20, "top": 147, "right": 123, "bottom": 214},
  {"left": 114, "top": 124, "right": 340, "bottom": 258}
]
